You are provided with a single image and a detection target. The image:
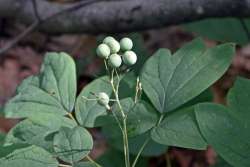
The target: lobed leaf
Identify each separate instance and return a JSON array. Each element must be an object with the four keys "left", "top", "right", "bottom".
[
  {"left": 4, "top": 52, "right": 77, "bottom": 118},
  {"left": 140, "top": 38, "right": 234, "bottom": 113},
  {"left": 151, "top": 107, "right": 207, "bottom": 150}
]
